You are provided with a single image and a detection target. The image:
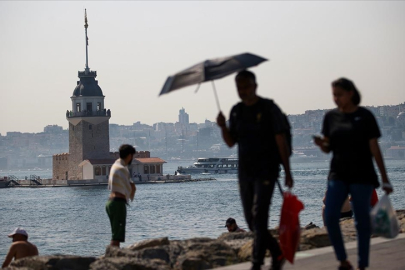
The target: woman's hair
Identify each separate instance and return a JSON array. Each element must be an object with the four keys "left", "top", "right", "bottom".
[{"left": 331, "top": 78, "right": 361, "bottom": 105}]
